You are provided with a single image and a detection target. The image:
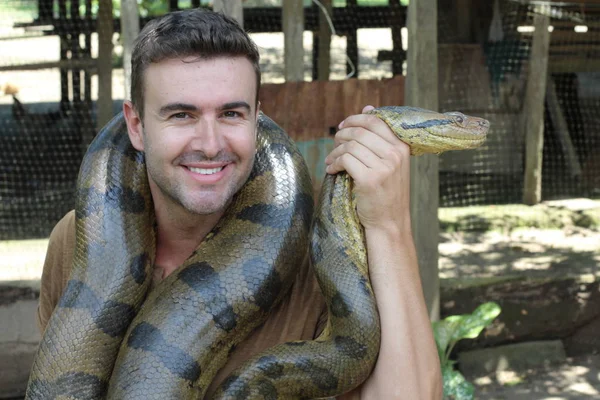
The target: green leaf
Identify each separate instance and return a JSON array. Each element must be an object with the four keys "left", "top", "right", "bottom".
[
  {"left": 432, "top": 318, "right": 461, "bottom": 364},
  {"left": 453, "top": 302, "right": 501, "bottom": 340},
  {"left": 442, "top": 364, "right": 474, "bottom": 400}
]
